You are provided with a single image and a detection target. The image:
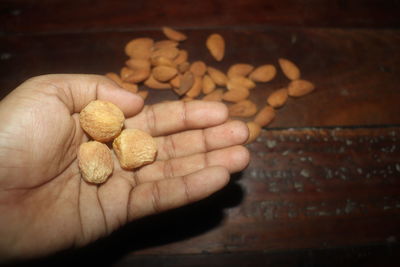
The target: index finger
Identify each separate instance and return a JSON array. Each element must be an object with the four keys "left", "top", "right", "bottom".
[{"left": 124, "top": 100, "right": 228, "bottom": 136}]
